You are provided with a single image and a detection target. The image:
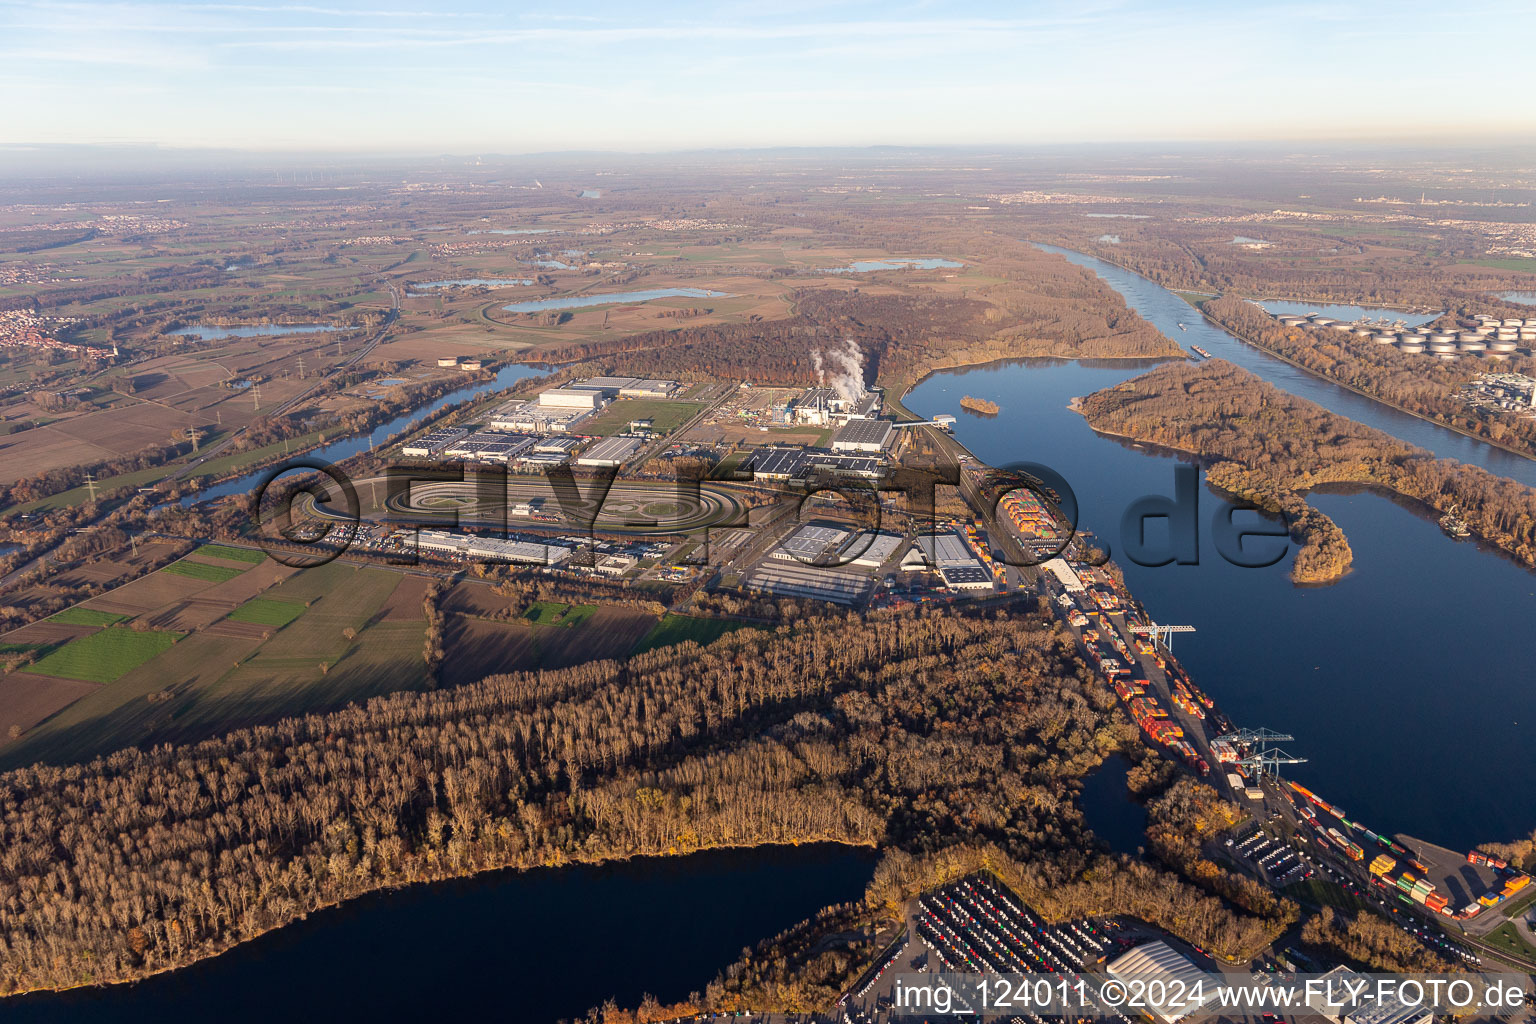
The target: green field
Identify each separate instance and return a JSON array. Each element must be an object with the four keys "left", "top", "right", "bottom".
[
  {"left": 633, "top": 613, "right": 752, "bottom": 655},
  {"left": 196, "top": 544, "right": 267, "bottom": 564},
  {"left": 1483, "top": 921, "right": 1536, "bottom": 963},
  {"left": 227, "top": 598, "right": 306, "bottom": 628},
  {"left": 29, "top": 627, "right": 183, "bottom": 684},
  {"left": 0, "top": 564, "right": 423, "bottom": 769},
  {"left": 48, "top": 607, "right": 128, "bottom": 627},
  {"left": 1459, "top": 258, "right": 1536, "bottom": 274},
  {"left": 576, "top": 398, "right": 704, "bottom": 437},
  {"left": 523, "top": 601, "right": 597, "bottom": 627},
  {"left": 162, "top": 559, "right": 245, "bottom": 583}
]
